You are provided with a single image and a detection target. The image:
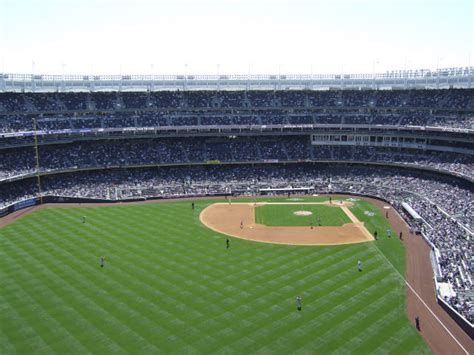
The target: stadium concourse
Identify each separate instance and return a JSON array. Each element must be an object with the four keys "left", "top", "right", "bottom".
[{"left": 0, "top": 88, "right": 473, "bottom": 345}]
